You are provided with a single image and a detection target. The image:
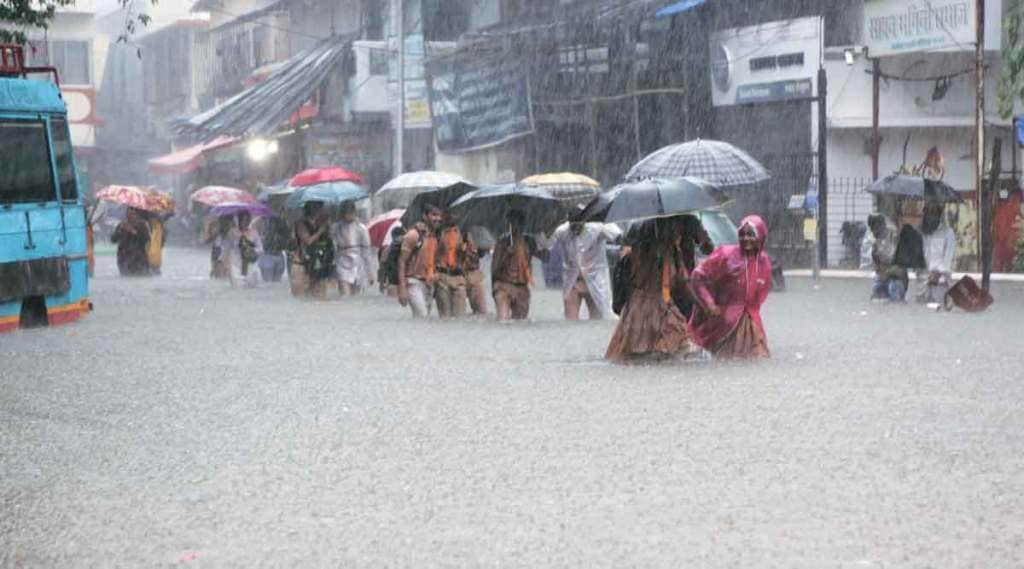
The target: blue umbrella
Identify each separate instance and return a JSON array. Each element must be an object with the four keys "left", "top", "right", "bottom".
[{"left": 284, "top": 181, "right": 368, "bottom": 210}]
